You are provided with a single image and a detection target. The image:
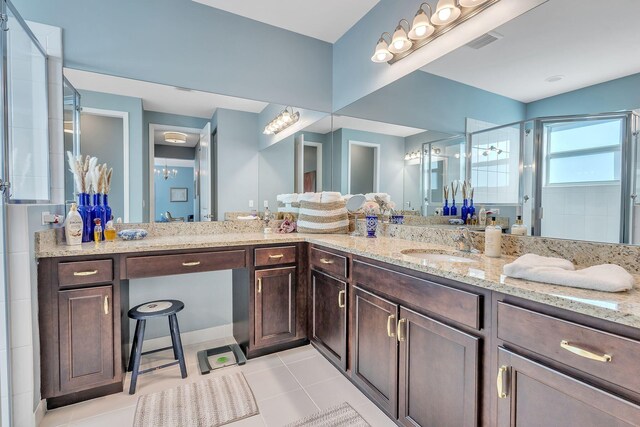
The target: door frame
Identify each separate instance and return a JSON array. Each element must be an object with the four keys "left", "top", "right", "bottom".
[
  {"left": 295, "top": 137, "right": 323, "bottom": 193},
  {"left": 148, "top": 123, "right": 201, "bottom": 222},
  {"left": 82, "top": 107, "right": 130, "bottom": 222},
  {"left": 347, "top": 140, "right": 380, "bottom": 194}
]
